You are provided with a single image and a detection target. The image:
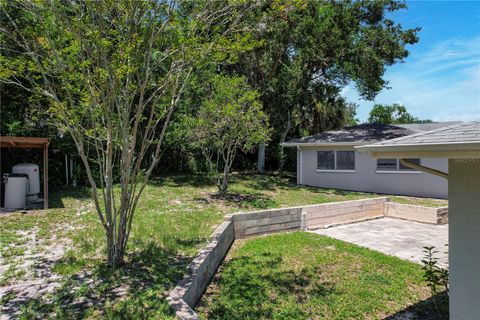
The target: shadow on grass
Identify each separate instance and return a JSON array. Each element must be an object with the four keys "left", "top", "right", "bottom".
[
  {"left": 198, "top": 252, "right": 335, "bottom": 319},
  {"left": 243, "top": 173, "right": 373, "bottom": 198},
  {"left": 384, "top": 291, "right": 448, "bottom": 320},
  {"left": 150, "top": 172, "right": 297, "bottom": 191},
  {"left": 17, "top": 242, "right": 190, "bottom": 319},
  {"left": 195, "top": 192, "right": 278, "bottom": 210},
  {"left": 48, "top": 187, "right": 92, "bottom": 209},
  {"left": 171, "top": 236, "right": 208, "bottom": 249},
  {"left": 150, "top": 173, "right": 214, "bottom": 188},
  {"left": 243, "top": 174, "right": 295, "bottom": 192}
]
